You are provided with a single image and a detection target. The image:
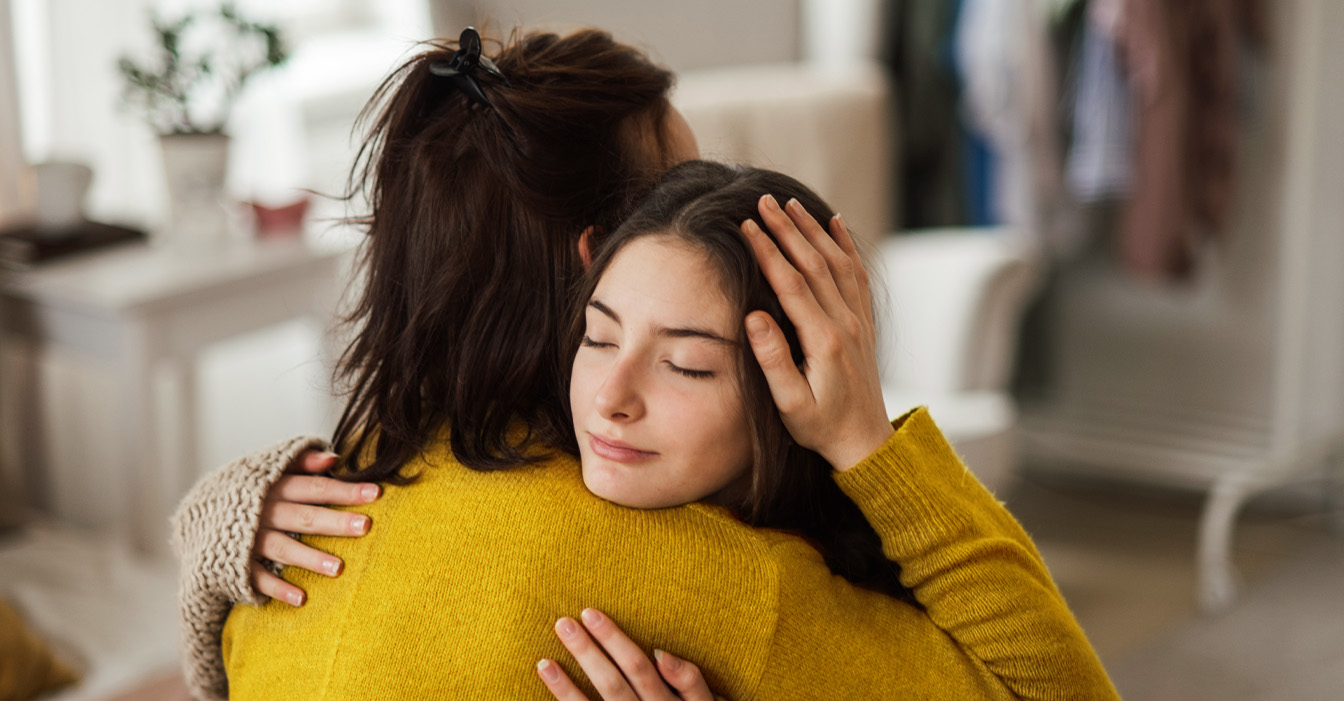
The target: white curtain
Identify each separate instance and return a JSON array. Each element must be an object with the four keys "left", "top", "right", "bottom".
[{"left": 0, "top": 0, "right": 26, "bottom": 224}]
